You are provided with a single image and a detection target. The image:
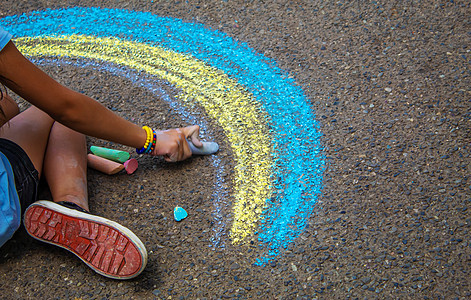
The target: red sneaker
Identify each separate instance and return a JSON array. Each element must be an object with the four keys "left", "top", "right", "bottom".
[{"left": 24, "top": 200, "right": 147, "bottom": 280}]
